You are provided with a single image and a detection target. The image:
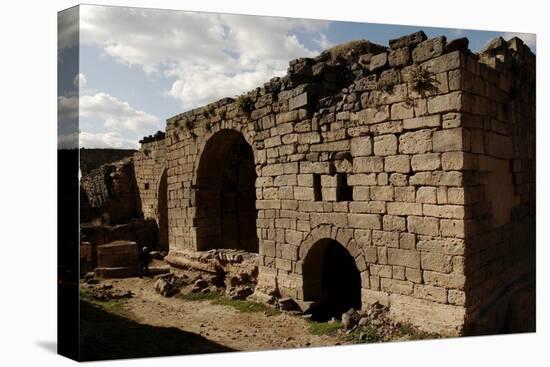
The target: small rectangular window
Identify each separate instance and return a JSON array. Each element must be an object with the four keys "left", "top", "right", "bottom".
[
  {"left": 144, "top": 182, "right": 150, "bottom": 190},
  {"left": 336, "top": 174, "right": 353, "bottom": 201},
  {"left": 313, "top": 174, "right": 322, "bottom": 201}
]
